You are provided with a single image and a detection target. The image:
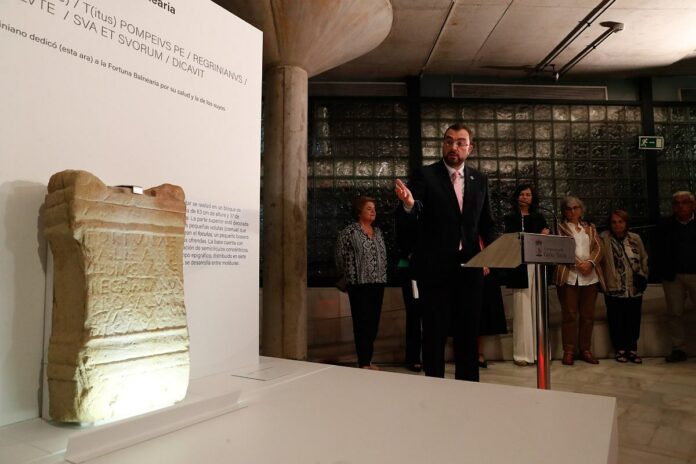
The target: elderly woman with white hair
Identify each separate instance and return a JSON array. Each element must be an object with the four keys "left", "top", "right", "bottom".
[{"left": 554, "top": 196, "right": 605, "bottom": 366}]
